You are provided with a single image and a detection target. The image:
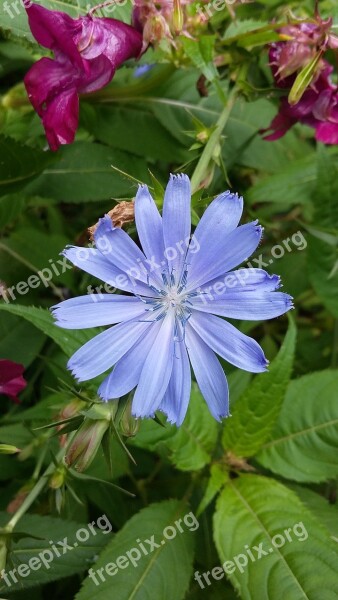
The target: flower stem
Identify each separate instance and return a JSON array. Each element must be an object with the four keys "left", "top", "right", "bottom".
[
  {"left": 4, "top": 447, "right": 65, "bottom": 532},
  {"left": 190, "top": 84, "right": 238, "bottom": 194},
  {"left": 88, "top": 0, "right": 119, "bottom": 17}
]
